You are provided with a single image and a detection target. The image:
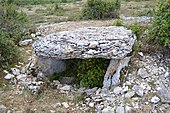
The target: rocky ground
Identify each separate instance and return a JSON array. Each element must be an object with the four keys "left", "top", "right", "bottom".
[{"left": 0, "top": 18, "right": 169, "bottom": 113}]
